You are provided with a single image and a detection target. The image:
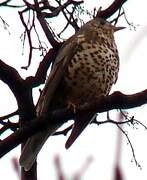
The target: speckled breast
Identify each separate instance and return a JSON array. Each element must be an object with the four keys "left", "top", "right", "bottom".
[{"left": 64, "top": 38, "right": 119, "bottom": 106}]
